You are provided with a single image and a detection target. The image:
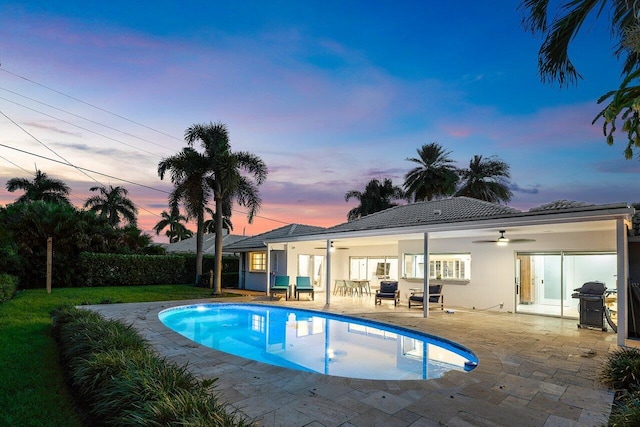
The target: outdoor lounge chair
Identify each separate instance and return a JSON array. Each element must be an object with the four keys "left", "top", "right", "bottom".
[
  {"left": 375, "top": 281, "right": 400, "bottom": 306},
  {"left": 295, "top": 276, "right": 314, "bottom": 300},
  {"left": 408, "top": 284, "right": 444, "bottom": 310},
  {"left": 270, "top": 275, "right": 290, "bottom": 300}
]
